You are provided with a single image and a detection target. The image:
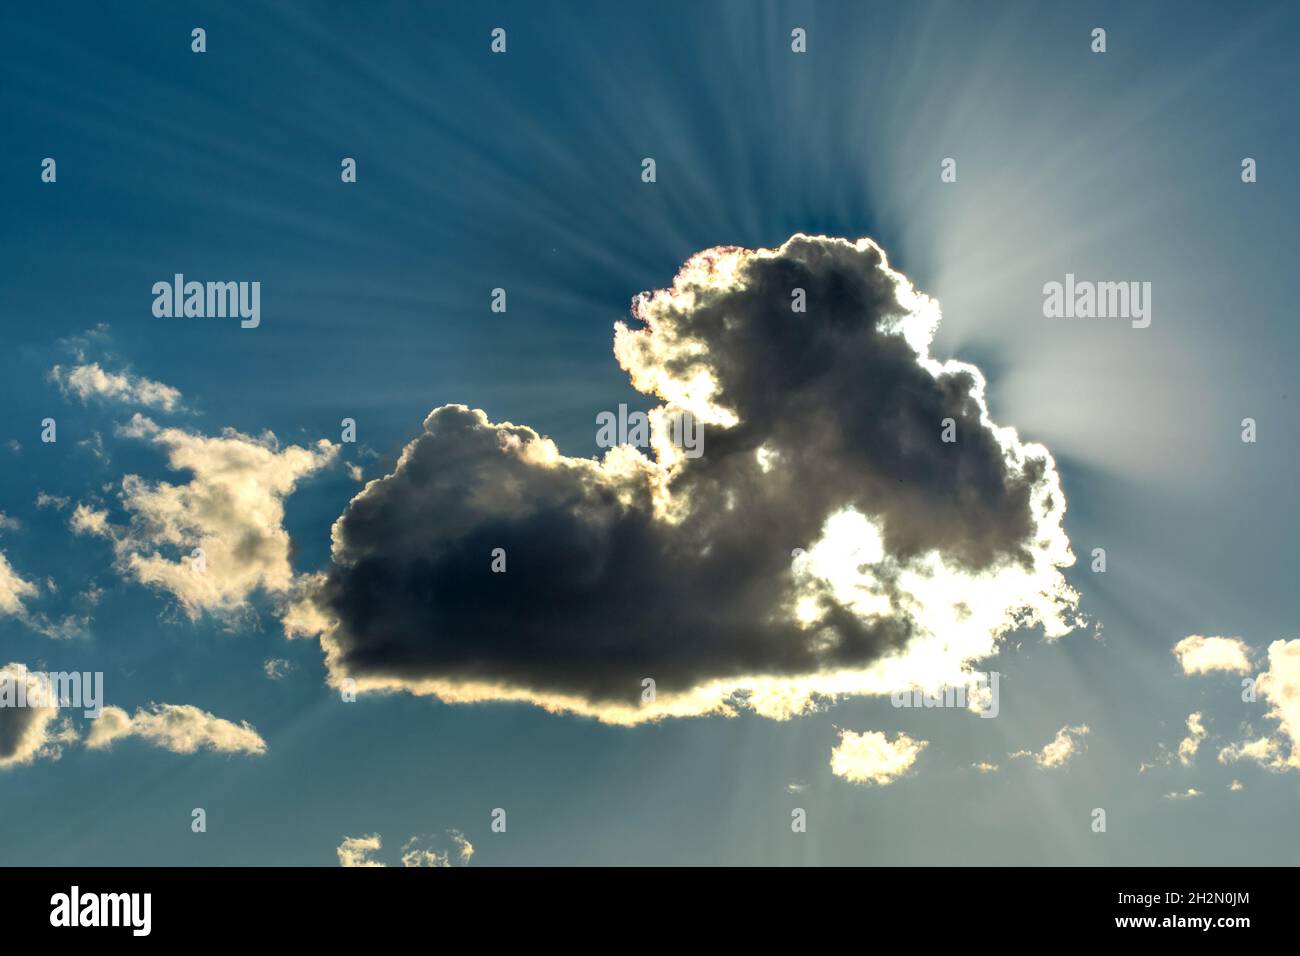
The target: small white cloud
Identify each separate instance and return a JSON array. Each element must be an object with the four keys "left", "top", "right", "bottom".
[
  {"left": 829, "top": 729, "right": 926, "bottom": 786},
  {"left": 338, "top": 830, "right": 472, "bottom": 867},
  {"left": 1011, "top": 724, "right": 1089, "bottom": 769},
  {"left": 69, "top": 504, "right": 112, "bottom": 538},
  {"left": 1178, "top": 712, "right": 1207, "bottom": 767},
  {"left": 84, "top": 703, "right": 267, "bottom": 755},
  {"left": 1219, "top": 735, "right": 1282, "bottom": 768},
  {"left": 972, "top": 761, "right": 999, "bottom": 774},
  {"left": 50, "top": 363, "right": 182, "bottom": 412},
  {"left": 400, "top": 831, "right": 474, "bottom": 868},
  {"left": 1163, "top": 788, "right": 1202, "bottom": 801},
  {"left": 263, "top": 658, "right": 293, "bottom": 680},
  {"left": 1173, "top": 635, "right": 1252, "bottom": 675},
  {"left": 337, "top": 834, "right": 384, "bottom": 868},
  {"left": 1229, "top": 779, "right": 1244, "bottom": 791},
  {"left": 0, "top": 553, "right": 39, "bottom": 618}
]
